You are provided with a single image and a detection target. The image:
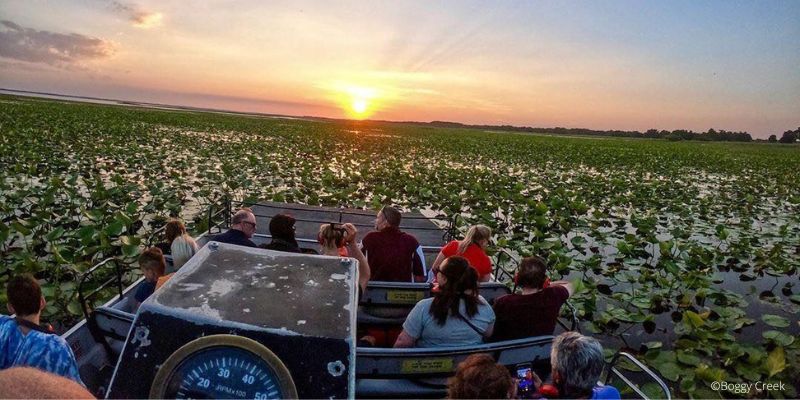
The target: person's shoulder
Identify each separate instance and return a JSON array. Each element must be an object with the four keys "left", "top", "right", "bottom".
[
  {"left": 493, "top": 293, "right": 519, "bottom": 306},
  {"left": 546, "top": 285, "right": 570, "bottom": 299},
  {"left": 413, "top": 297, "right": 434, "bottom": 309},
  {"left": 211, "top": 231, "right": 228, "bottom": 241},
  {"left": 592, "top": 385, "right": 621, "bottom": 400},
  {"left": 399, "top": 230, "right": 420, "bottom": 245},
  {"left": 30, "top": 330, "right": 71, "bottom": 350},
  {"left": 0, "top": 315, "right": 16, "bottom": 333},
  {"left": 361, "top": 231, "right": 378, "bottom": 243},
  {"left": 476, "top": 294, "right": 492, "bottom": 306}
]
